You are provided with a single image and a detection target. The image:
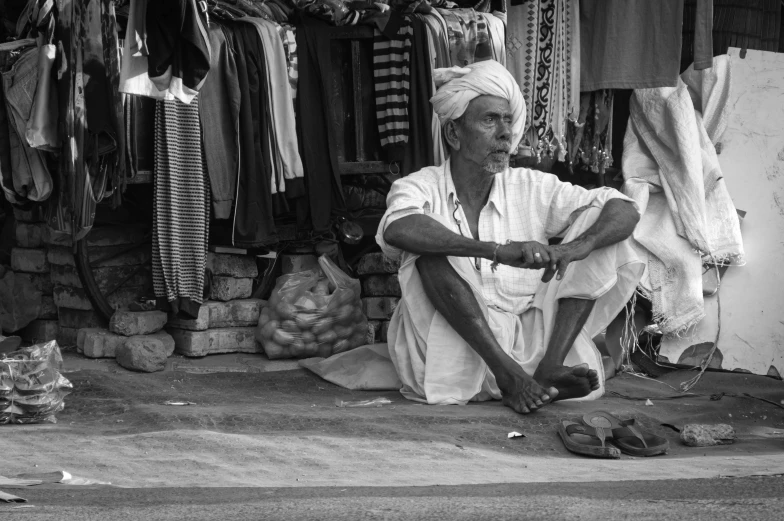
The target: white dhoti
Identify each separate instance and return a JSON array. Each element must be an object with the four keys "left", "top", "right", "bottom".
[{"left": 387, "top": 207, "right": 645, "bottom": 405}]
